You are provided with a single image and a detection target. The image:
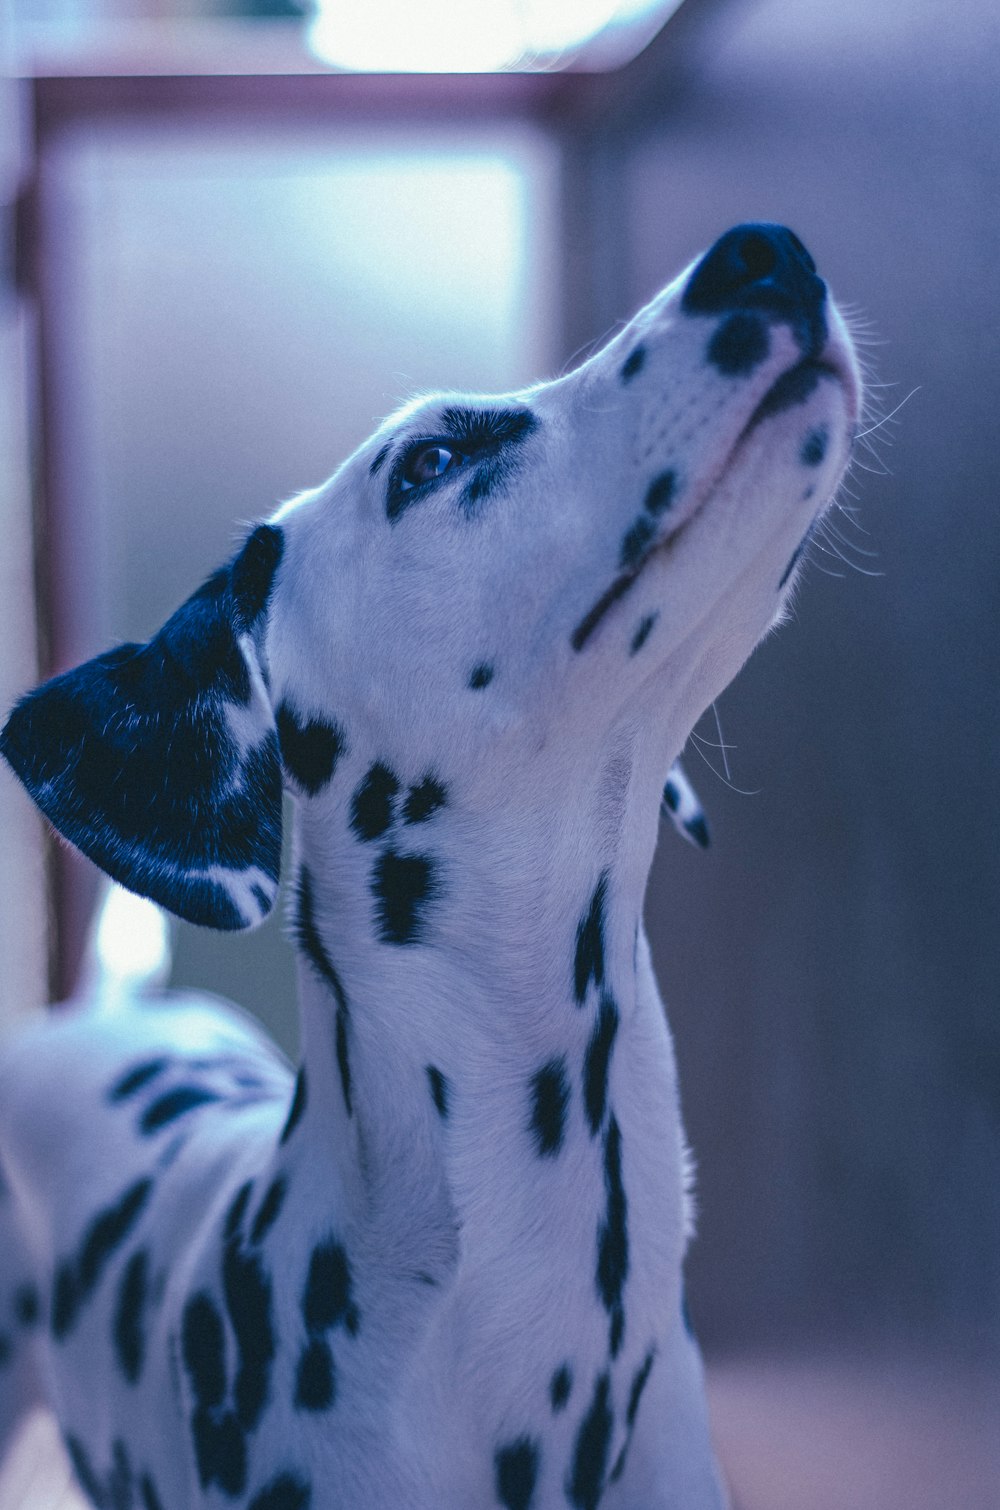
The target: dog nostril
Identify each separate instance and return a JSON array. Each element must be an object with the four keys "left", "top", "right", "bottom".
[{"left": 734, "top": 230, "right": 778, "bottom": 286}]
